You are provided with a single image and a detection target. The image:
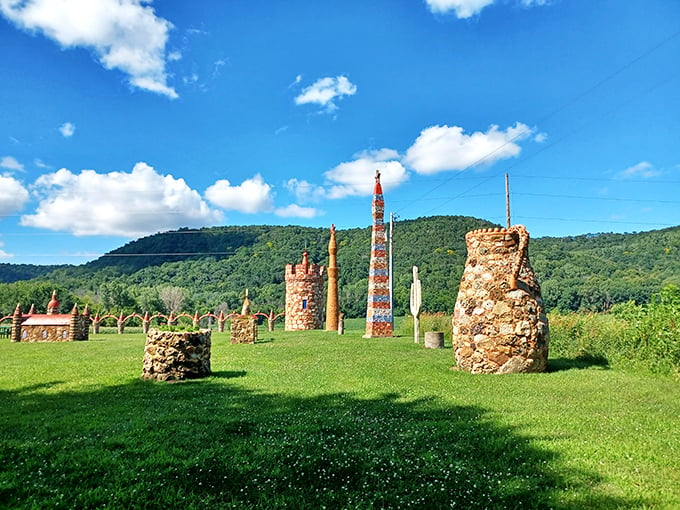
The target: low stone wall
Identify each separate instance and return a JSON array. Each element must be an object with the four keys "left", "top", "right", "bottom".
[
  {"left": 230, "top": 317, "right": 257, "bottom": 344},
  {"left": 142, "top": 329, "right": 211, "bottom": 381}
]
